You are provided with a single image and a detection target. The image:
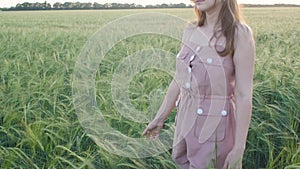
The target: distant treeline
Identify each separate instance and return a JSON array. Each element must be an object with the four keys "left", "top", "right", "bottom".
[
  {"left": 0, "top": 2, "right": 192, "bottom": 11},
  {"left": 243, "top": 4, "right": 300, "bottom": 7},
  {"left": 0, "top": 1, "right": 299, "bottom": 11}
]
